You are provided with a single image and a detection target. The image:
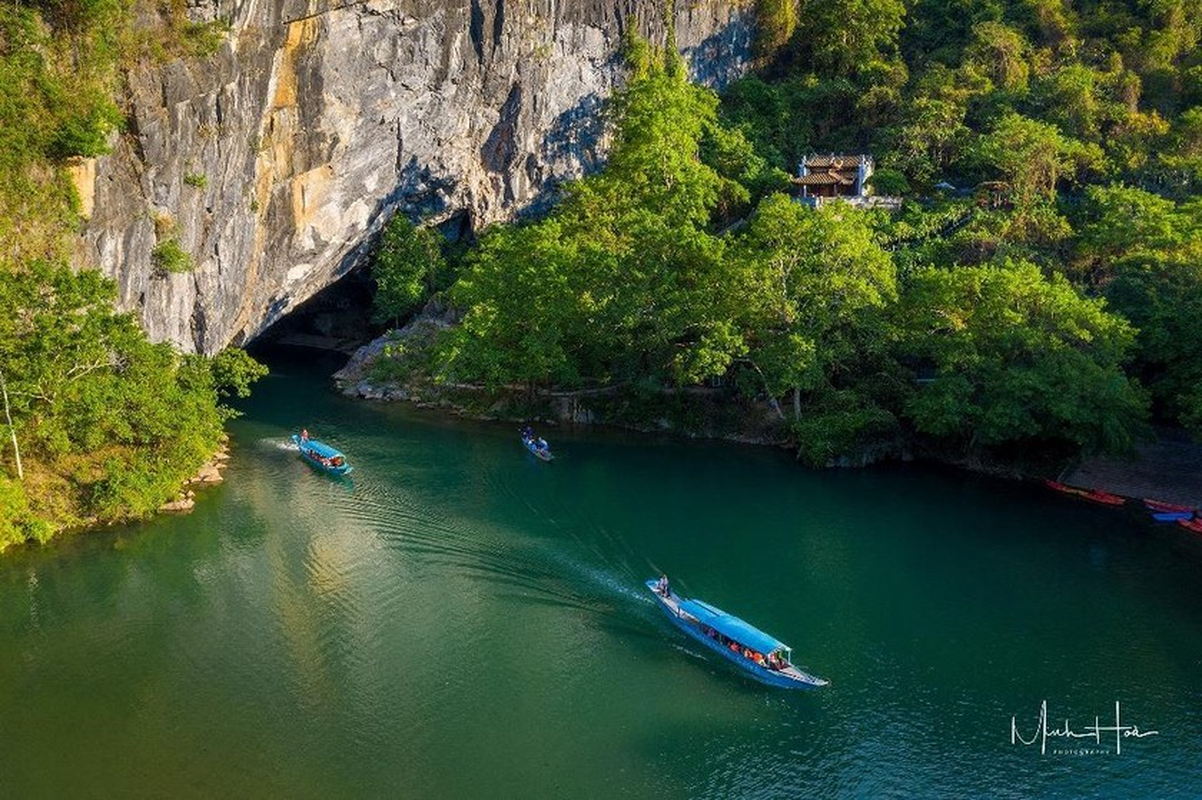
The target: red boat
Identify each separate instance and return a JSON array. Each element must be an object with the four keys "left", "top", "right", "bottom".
[
  {"left": 1176, "top": 517, "right": 1202, "bottom": 534},
  {"left": 1144, "top": 498, "right": 1195, "bottom": 513},
  {"left": 1043, "top": 480, "right": 1126, "bottom": 506}
]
